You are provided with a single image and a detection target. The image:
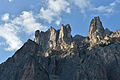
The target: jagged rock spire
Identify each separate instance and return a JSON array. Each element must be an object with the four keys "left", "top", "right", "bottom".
[
  {"left": 34, "top": 27, "right": 57, "bottom": 49},
  {"left": 88, "top": 16, "right": 105, "bottom": 45},
  {"left": 58, "top": 24, "right": 72, "bottom": 43},
  {"left": 34, "top": 24, "right": 72, "bottom": 50},
  {"left": 34, "top": 30, "right": 40, "bottom": 44},
  {"left": 48, "top": 27, "right": 57, "bottom": 49}
]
